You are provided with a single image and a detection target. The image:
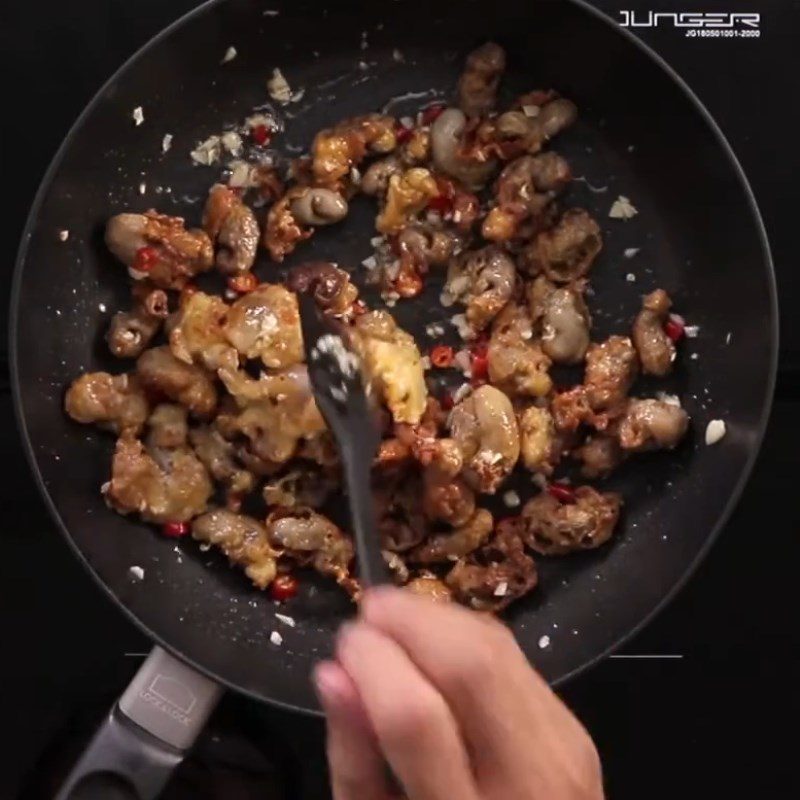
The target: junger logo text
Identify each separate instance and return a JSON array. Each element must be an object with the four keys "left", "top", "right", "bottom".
[{"left": 618, "top": 11, "right": 760, "bottom": 29}]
